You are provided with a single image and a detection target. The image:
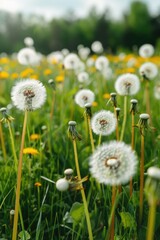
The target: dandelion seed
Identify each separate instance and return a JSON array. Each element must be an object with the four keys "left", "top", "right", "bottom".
[
  {"left": 11, "top": 79, "right": 46, "bottom": 111},
  {"left": 75, "top": 89, "right": 95, "bottom": 108},
  {"left": 89, "top": 141, "right": 137, "bottom": 186},
  {"left": 115, "top": 73, "right": 140, "bottom": 96},
  {"left": 91, "top": 110, "right": 116, "bottom": 136}
]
